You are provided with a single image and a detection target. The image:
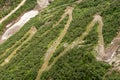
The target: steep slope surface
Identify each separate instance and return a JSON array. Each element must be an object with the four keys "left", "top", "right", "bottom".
[{"left": 0, "top": 0, "right": 120, "bottom": 80}]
